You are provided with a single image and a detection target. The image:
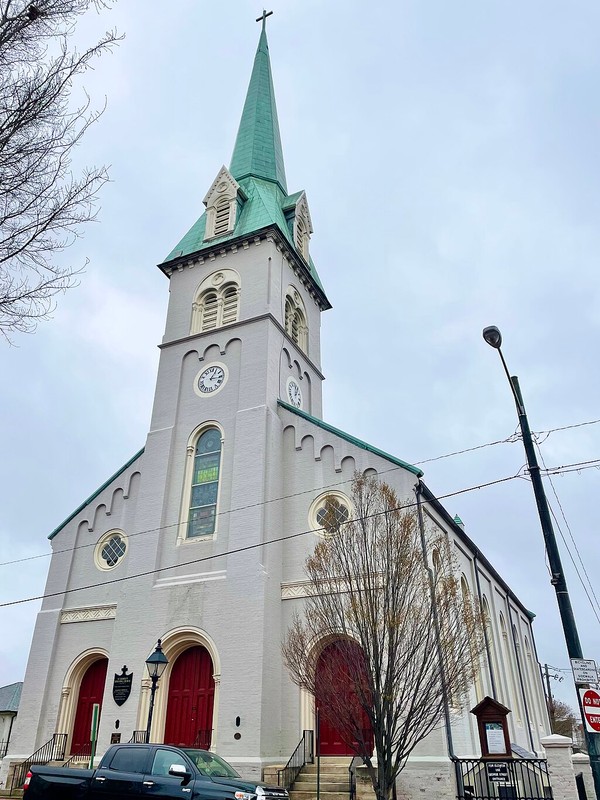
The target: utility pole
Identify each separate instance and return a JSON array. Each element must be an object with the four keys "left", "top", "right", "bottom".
[
  {"left": 483, "top": 326, "right": 600, "bottom": 799},
  {"left": 542, "top": 663, "right": 560, "bottom": 731}
]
